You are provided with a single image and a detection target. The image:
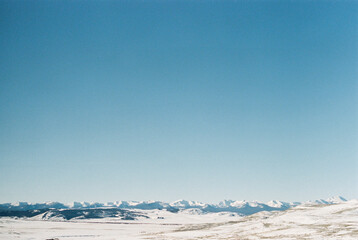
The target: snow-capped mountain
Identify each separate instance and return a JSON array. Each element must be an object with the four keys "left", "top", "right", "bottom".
[
  {"left": 326, "top": 196, "right": 347, "bottom": 203},
  {"left": 304, "top": 196, "right": 347, "bottom": 205},
  {"left": 0, "top": 196, "right": 349, "bottom": 220},
  {"left": 169, "top": 199, "right": 207, "bottom": 208}
]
